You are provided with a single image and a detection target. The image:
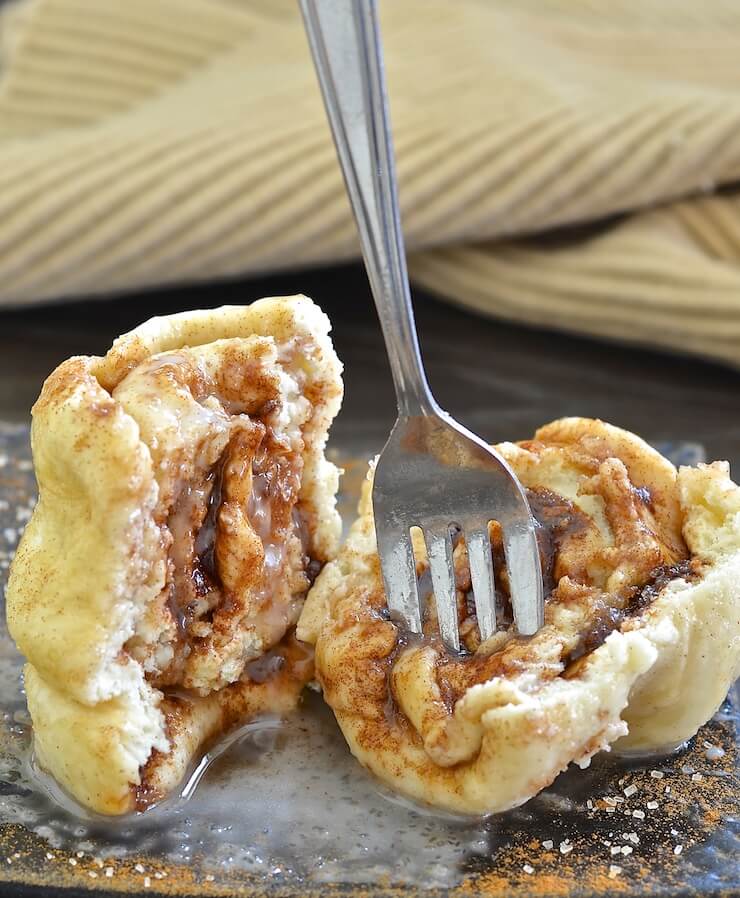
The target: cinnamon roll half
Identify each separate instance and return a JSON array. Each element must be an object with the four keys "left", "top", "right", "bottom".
[
  {"left": 7, "top": 295, "right": 343, "bottom": 814},
  {"left": 300, "top": 418, "right": 740, "bottom": 815}
]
